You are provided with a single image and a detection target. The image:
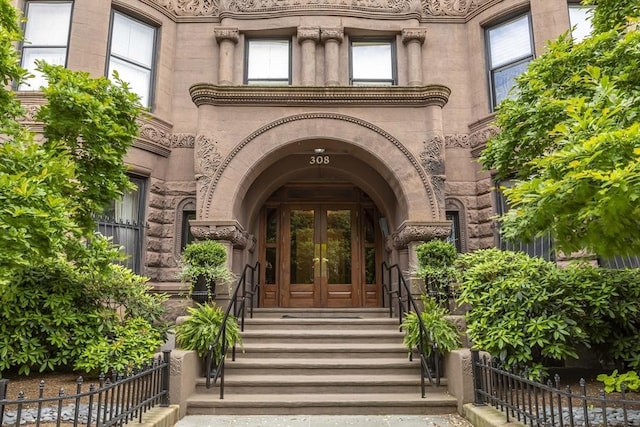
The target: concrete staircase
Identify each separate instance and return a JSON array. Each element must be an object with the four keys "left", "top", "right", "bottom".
[{"left": 185, "top": 308, "right": 457, "bottom": 415}]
